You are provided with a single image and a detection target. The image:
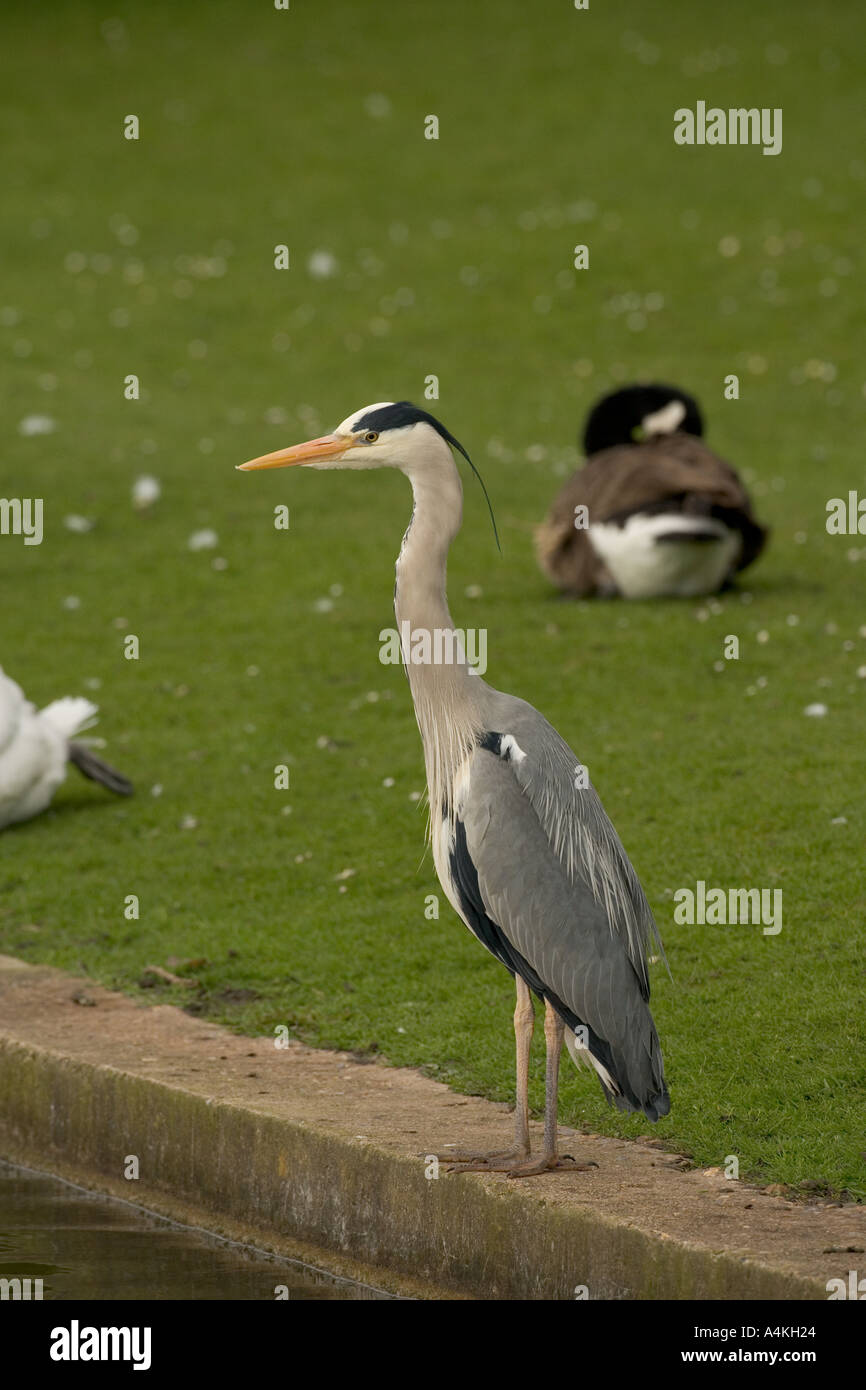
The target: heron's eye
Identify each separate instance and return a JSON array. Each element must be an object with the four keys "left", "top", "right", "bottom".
[{"left": 364, "top": 431, "right": 379, "bottom": 443}]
